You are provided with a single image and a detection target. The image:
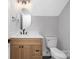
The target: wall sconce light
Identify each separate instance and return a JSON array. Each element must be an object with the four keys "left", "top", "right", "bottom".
[
  {"left": 16, "top": 0, "right": 32, "bottom": 11},
  {"left": 17, "top": 0, "right": 31, "bottom": 4}
]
